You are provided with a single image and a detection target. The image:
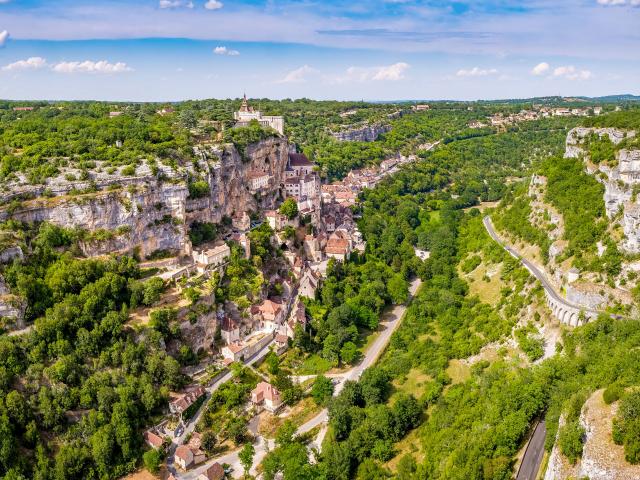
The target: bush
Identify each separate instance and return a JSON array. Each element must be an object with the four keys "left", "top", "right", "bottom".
[
  {"left": 121, "top": 165, "right": 136, "bottom": 176},
  {"left": 558, "top": 420, "right": 585, "bottom": 464},
  {"left": 189, "top": 221, "right": 217, "bottom": 246},
  {"left": 188, "top": 180, "right": 210, "bottom": 199},
  {"left": 143, "top": 448, "right": 163, "bottom": 474},
  {"left": 603, "top": 384, "right": 622, "bottom": 405}
]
